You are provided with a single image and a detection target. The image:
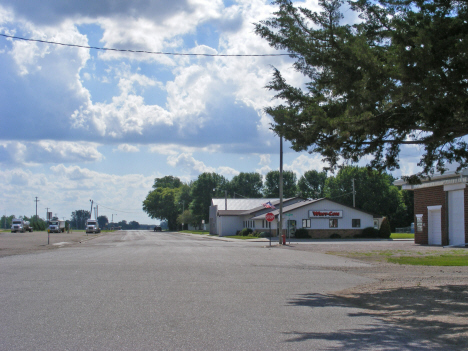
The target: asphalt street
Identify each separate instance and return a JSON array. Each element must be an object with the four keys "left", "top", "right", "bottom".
[{"left": 0, "top": 231, "right": 439, "bottom": 350}]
